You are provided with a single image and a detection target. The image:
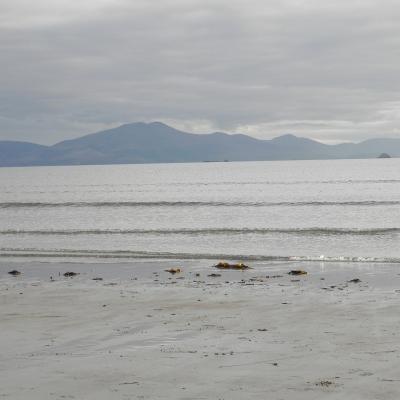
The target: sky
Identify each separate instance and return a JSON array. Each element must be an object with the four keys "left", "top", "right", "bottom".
[{"left": 1, "top": 0, "right": 400, "bottom": 144}]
